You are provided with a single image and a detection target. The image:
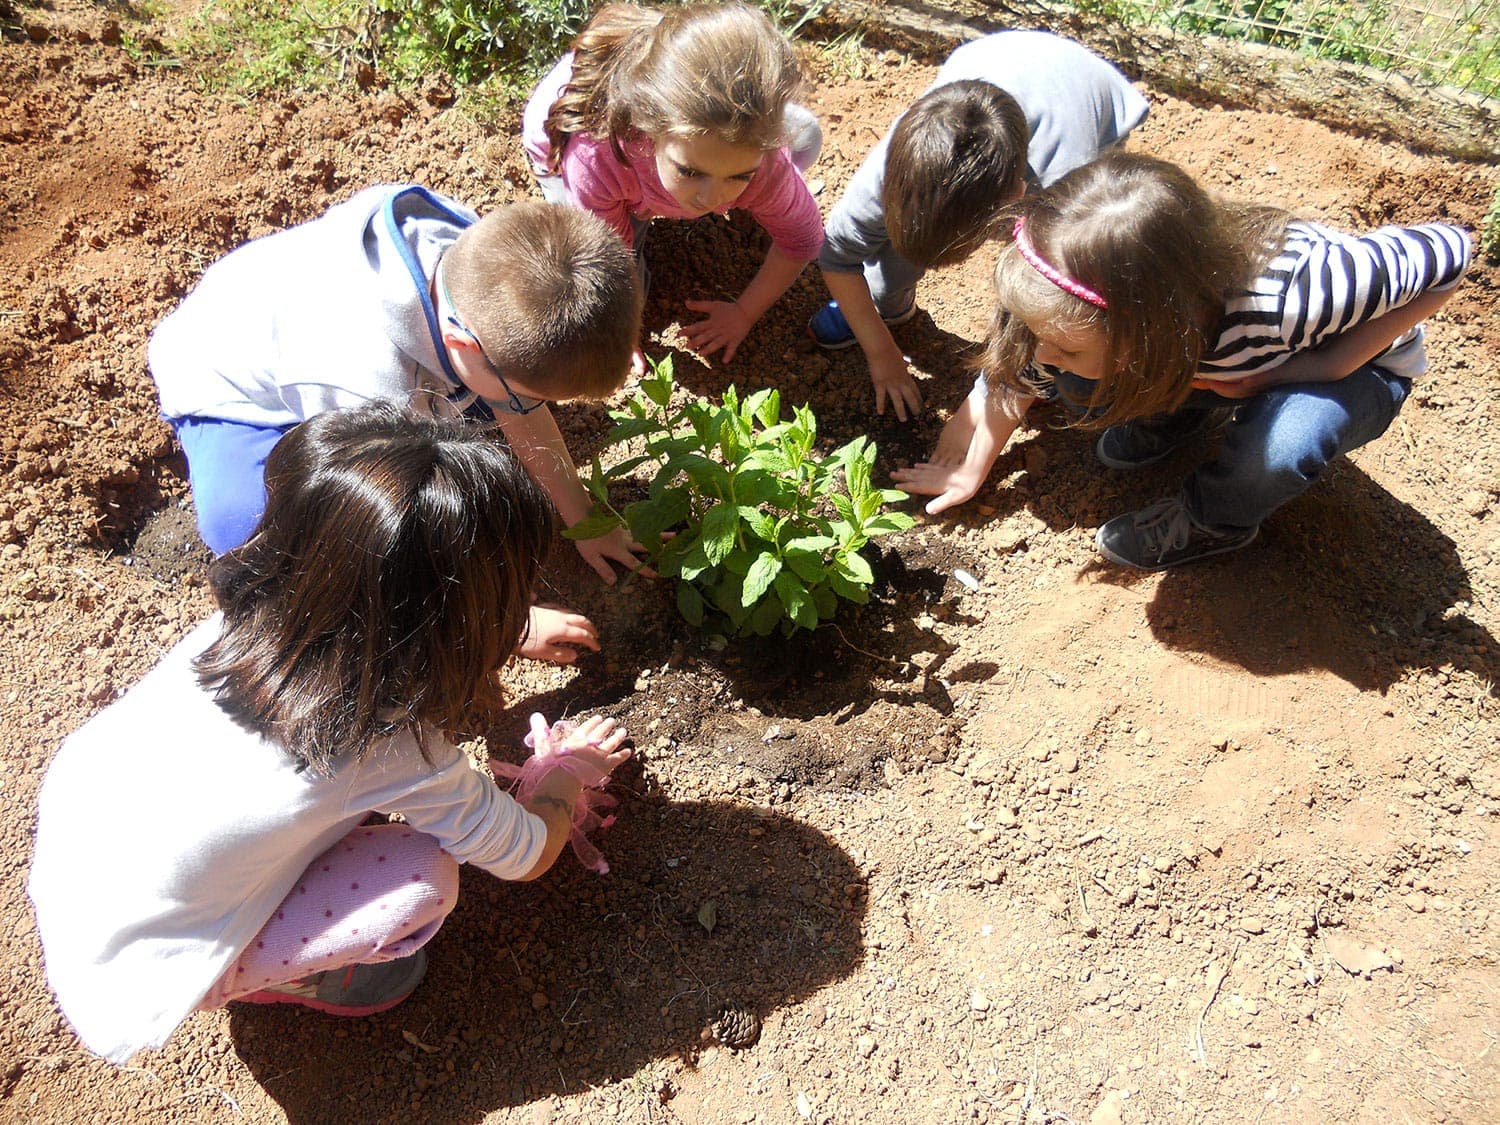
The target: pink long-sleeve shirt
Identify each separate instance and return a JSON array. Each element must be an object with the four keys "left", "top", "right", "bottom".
[{"left": 522, "top": 55, "right": 823, "bottom": 260}]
